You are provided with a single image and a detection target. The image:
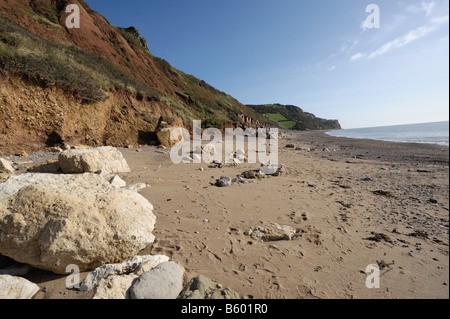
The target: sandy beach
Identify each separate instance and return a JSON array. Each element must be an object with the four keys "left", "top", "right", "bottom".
[{"left": 1, "top": 130, "right": 448, "bottom": 299}]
